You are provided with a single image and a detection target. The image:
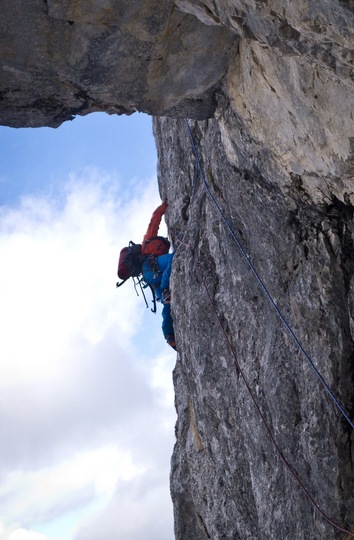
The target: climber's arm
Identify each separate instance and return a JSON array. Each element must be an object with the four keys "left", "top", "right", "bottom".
[{"left": 143, "top": 202, "right": 167, "bottom": 241}]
